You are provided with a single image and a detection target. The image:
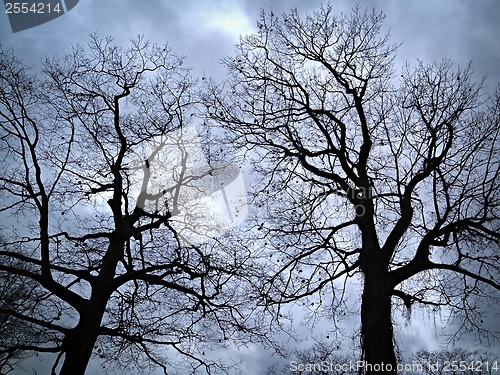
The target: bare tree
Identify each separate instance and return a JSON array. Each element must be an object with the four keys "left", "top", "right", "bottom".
[
  {"left": 0, "top": 35, "right": 267, "bottom": 375},
  {"left": 205, "top": 4, "right": 500, "bottom": 373}
]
